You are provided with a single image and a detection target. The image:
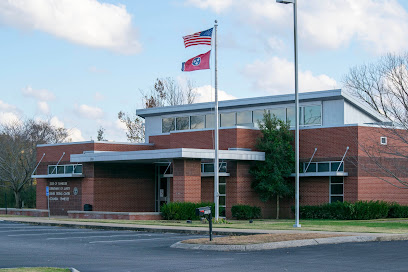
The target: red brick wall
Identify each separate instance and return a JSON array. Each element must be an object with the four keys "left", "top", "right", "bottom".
[
  {"left": 358, "top": 177, "right": 408, "bottom": 205},
  {"left": 300, "top": 177, "right": 329, "bottom": 205},
  {"left": 150, "top": 128, "right": 261, "bottom": 150},
  {"left": 173, "top": 159, "right": 201, "bottom": 202},
  {"left": 92, "top": 163, "right": 155, "bottom": 212},
  {"left": 36, "top": 178, "right": 82, "bottom": 216},
  {"left": 201, "top": 177, "right": 214, "bottom": 203}
]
